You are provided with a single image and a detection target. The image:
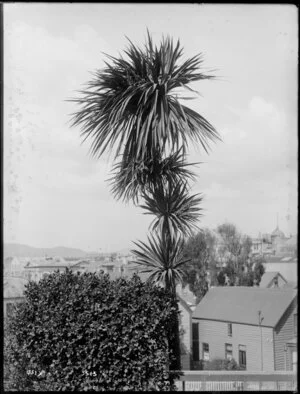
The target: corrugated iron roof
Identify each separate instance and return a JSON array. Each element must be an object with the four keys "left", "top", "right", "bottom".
[{"left": 193, "top": 286, "right": 297, "bottom": 328}]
